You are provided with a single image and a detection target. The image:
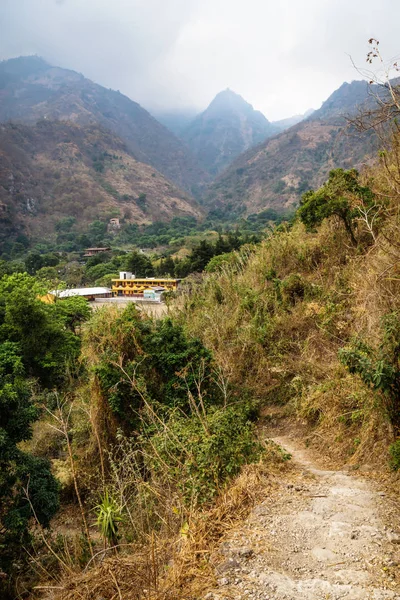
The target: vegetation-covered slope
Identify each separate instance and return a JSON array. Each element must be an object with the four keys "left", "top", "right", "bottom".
[
  {"left": 205, "top": 81, "right": 378, "bottom": 216},
  {"left": 0, "top": 56, "right": 209, "bottom": 194},
  {"left": 272, "top": 109, "right": 314, "bottom": 133},
  {"left": 0, "top": 120, "right": 202, "bottom": 246},
  {"left": 181, "top": 89, "right": 278, "bottom": 176},
  {"left": 3, "top": 144, "right": 400, "bottom": 599},
  {"left": 178, "top": 158, "right": 400, "bottom": 463}
]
